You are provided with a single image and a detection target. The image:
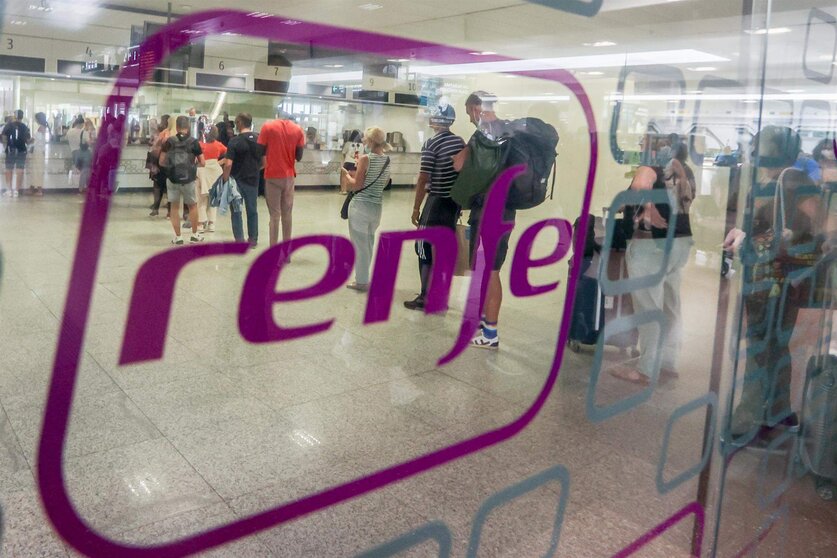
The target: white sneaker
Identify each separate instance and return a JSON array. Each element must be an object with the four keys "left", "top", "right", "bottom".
[
  {"left": 471, "top": 333, "right": 499, "bottom": 350},
  {"left": 171, "top": 236, "right": 184, "bottom": 246},
  {"left": 189, "top": 233, "right": 205, "bottom": 244},
  {"left": 12, "top": 189, "right": 19, "bottom": 198},
  {"left": 206, "top": 222, "right": 215, "bottom": 233}
]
